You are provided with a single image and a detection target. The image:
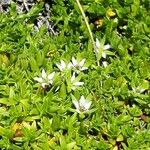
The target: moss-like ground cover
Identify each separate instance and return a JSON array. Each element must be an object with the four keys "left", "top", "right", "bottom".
[{"left": 0, "top": 0, "right": 150, "bottom": 149}]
